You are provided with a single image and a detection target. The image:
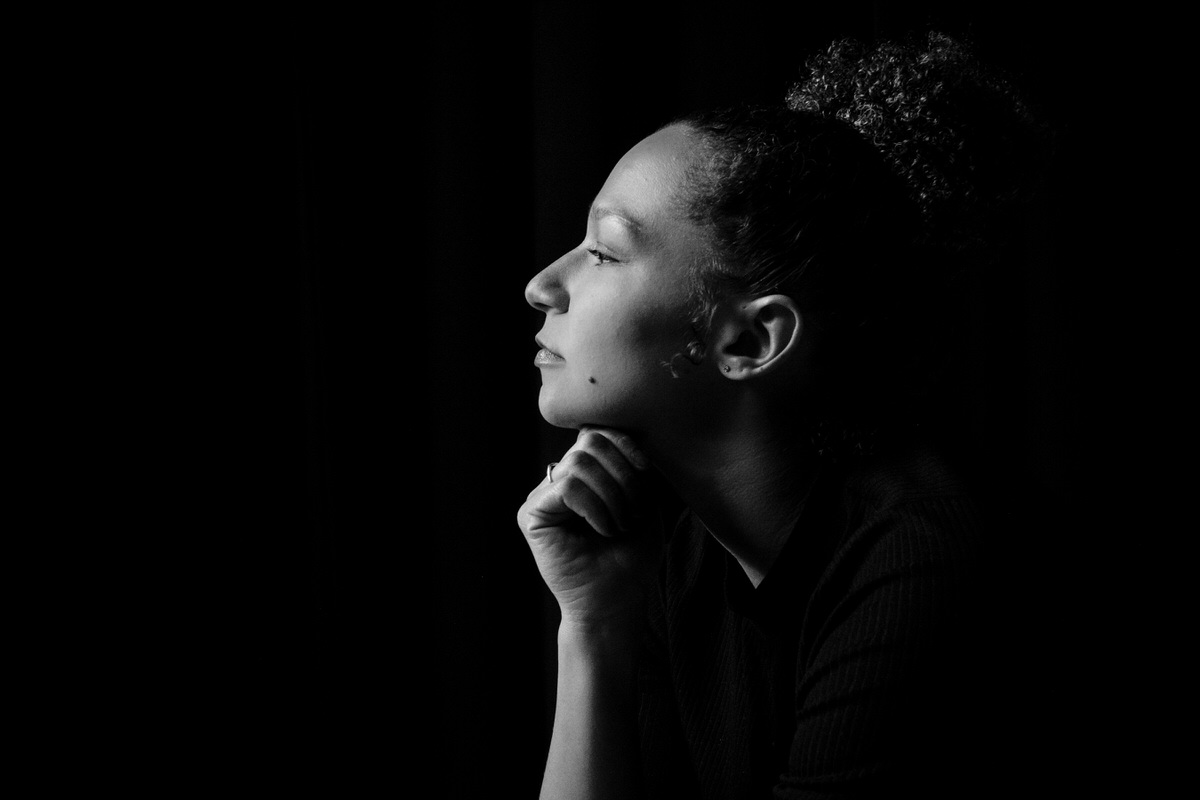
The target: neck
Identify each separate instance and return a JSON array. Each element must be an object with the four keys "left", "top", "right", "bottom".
[{"left": 645, "top": 406, "right": 821, "bottom": 588}]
